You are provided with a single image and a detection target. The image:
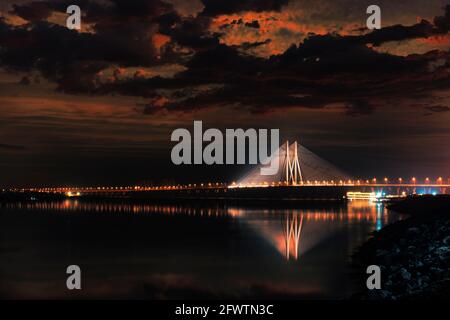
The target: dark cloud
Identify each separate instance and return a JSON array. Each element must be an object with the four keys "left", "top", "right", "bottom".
[
  {"left": 19, "top": 76, "right": 31, "bottom": 85},
  {"left": 0, "top": 143, "right": 27, "bottom": 150},
  {"left": 110, "top": 32, "right": 442, "bottom": 115},
  {"left": 11, "top": 1, "right": 54, "bottom": 21},
  {"left": 138, "top": 5, "right": 450, "bottom": 115},
  {"left": 200, "top": 0, "right": 289, "bottom": 16},
  {"left": 219, "top": 18, "right": 261, "bottom": 30},
  {"left": 345, "top": 100, "right": 375, "bottom": 116},
  {"left": 434, "top": 4, "right": 450, "bottom": 32},
  {"left": 425, "top": 105, "right": 450, "bottom": 113},
  {"left": 0, "top": 19, "right": 152, "bottom": 93},
  {"left": 245, "top": 20, "right": 260, "bottom": 29},
  {"left": 353, "top": 5, "right": 450, "bottom": 46},
  {"left": 73, "top": 31, "right": 449, "bottom": 117},
  {"left": 0, "top": 1, "right": 449, "bottom": 117},
  {"left": 357, "top": 20, "right": 436, "bottom": 46},
  {"left": 158, "top": 14, "right": 220, "bottom": 51},
  {"left": 1, "top": 0, "right": 181, "bottom": 93},
  {"left": 240, "top": 39, "right": 272, "bottom": 50}
]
